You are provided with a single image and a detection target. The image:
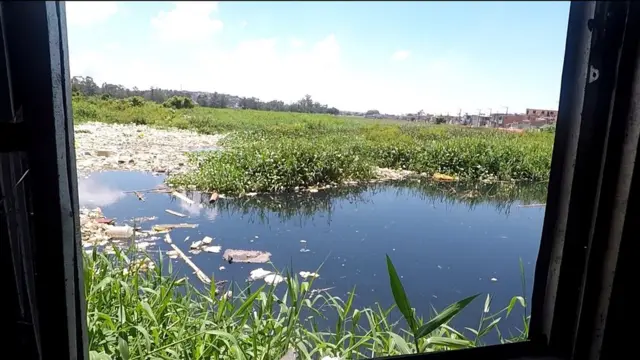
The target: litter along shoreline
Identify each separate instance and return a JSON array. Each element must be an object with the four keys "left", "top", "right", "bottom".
[{"left": 73, "top": 122, "right": 511, "bottom": 198}]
